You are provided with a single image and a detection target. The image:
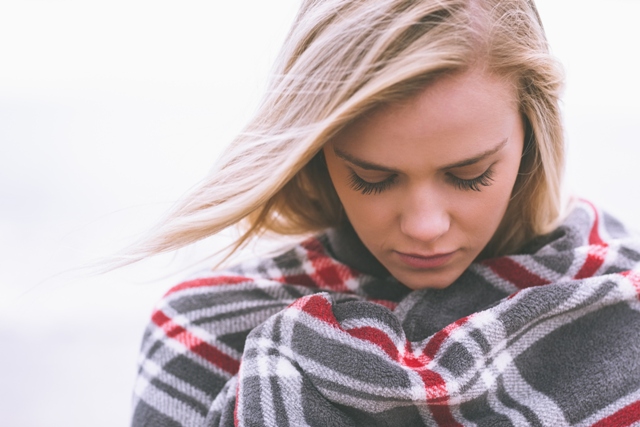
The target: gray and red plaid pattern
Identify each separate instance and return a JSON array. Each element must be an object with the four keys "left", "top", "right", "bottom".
[{"left": 132, "top": 200, "right": 640, "bottom": 426}]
